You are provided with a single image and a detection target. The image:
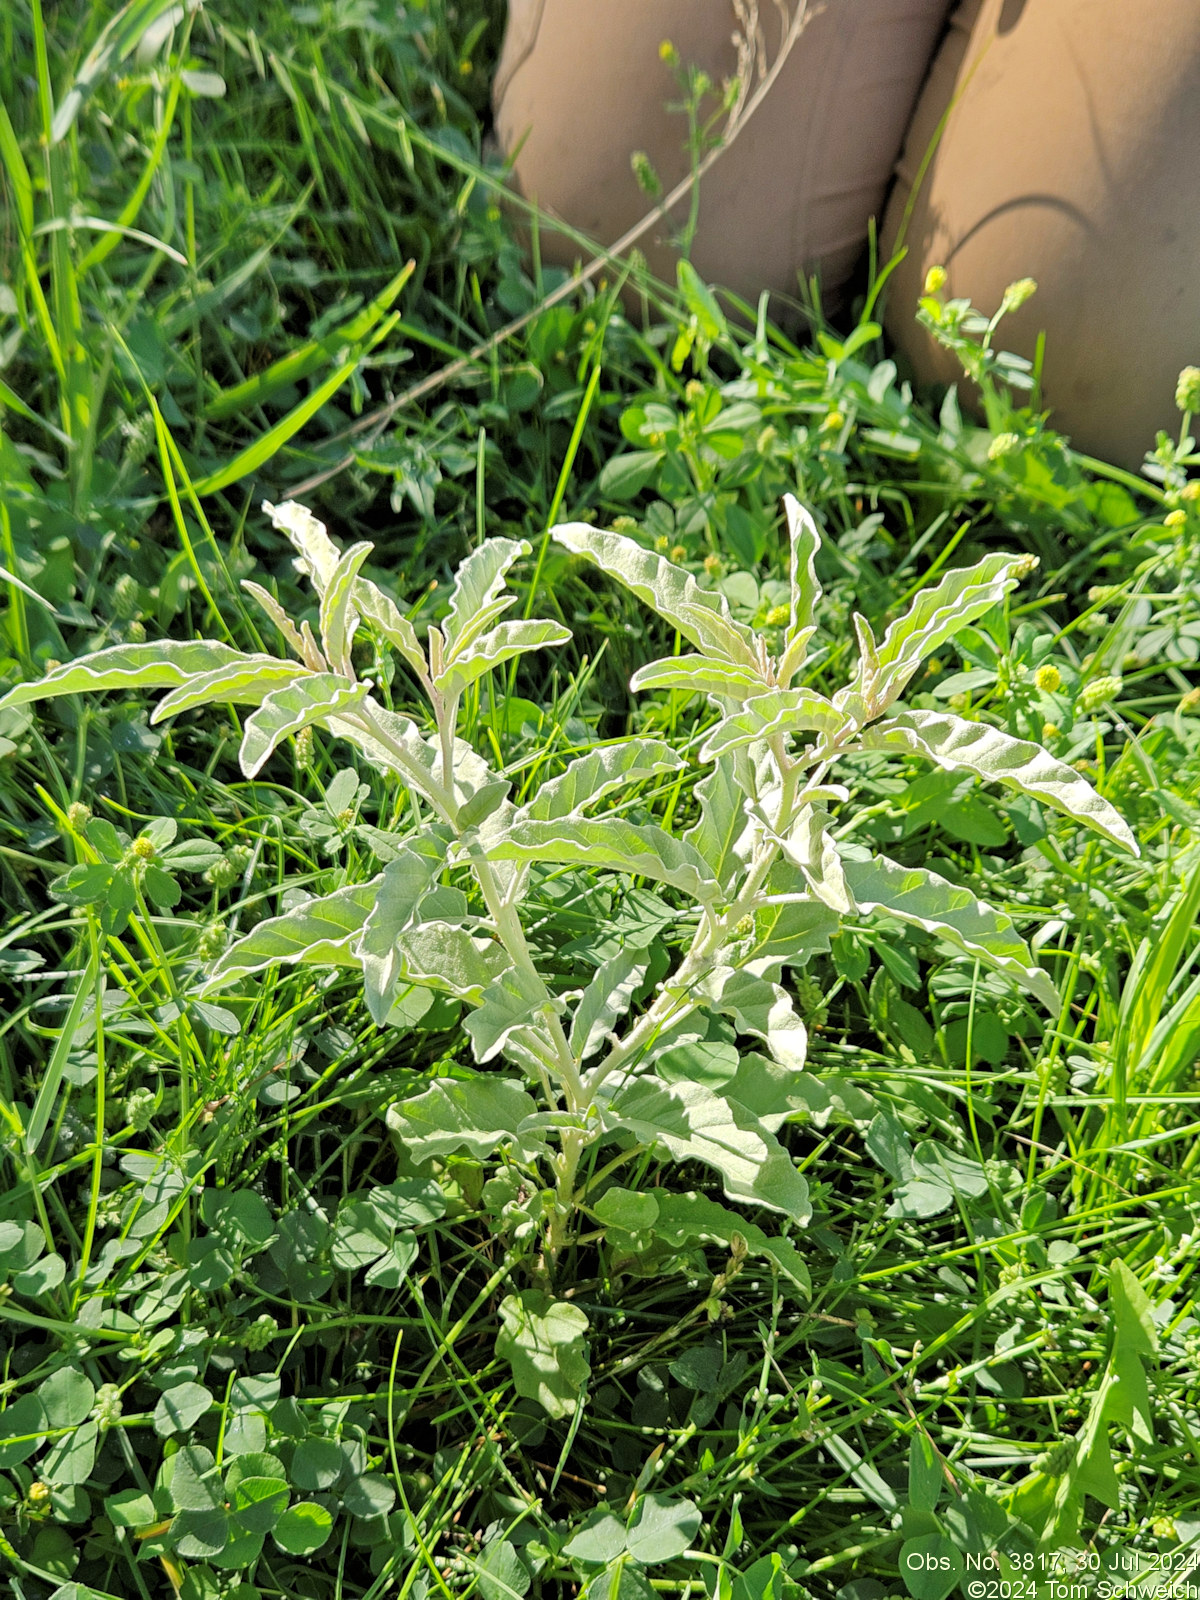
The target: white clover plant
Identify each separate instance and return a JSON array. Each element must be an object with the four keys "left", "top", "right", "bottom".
[{"left": 3, "top": 497, "right": 1137, "bottom": 1280}]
